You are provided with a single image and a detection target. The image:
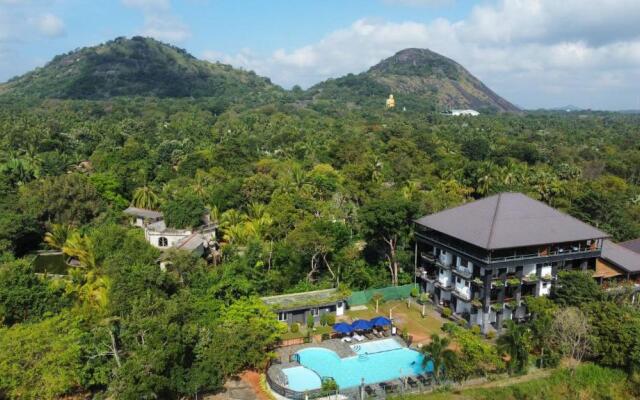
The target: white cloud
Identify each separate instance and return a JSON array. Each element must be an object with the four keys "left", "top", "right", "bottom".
[
  {"left": 204, "top": 0, "right": 640, "bottom": 110},
  {"left": 122, "top": 0, "right": 190, "bottom": 43},
  {"left": 32, "top": 13, "right": 65, "bottom": 38}
]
